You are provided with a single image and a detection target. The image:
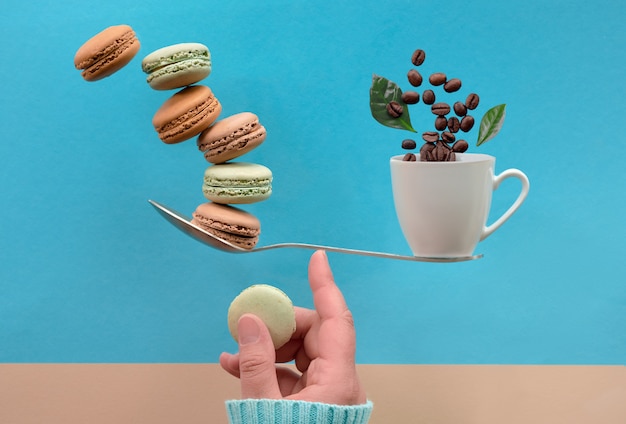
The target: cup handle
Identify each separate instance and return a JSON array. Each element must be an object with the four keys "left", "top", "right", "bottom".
[{"left": 480, "top": 169, "right": 530, "bottom": 241}]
